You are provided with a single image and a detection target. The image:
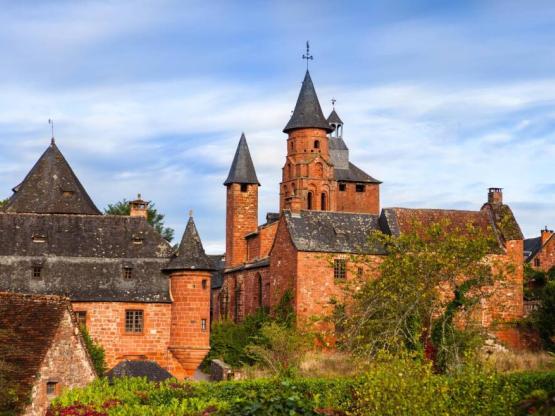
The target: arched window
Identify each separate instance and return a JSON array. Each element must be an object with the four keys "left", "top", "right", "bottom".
[
  {"left": 321, "top": 192, "right": 327, "bottom": 211},
  {"left": 307, "top": 192, "right": 313, "bottom": 210},
  {"left": 257, "top": 273, "right": 263, "bottom": 308},
  {"left": 314, "top": 140, "right": 320, "bottom": 149}
]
